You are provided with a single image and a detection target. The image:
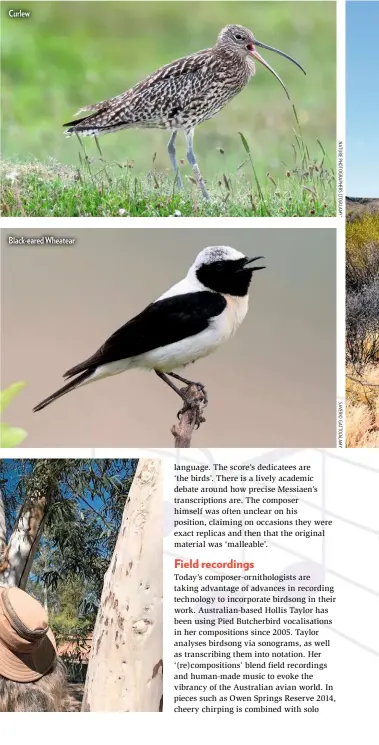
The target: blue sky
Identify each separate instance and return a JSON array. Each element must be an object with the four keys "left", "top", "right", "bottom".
[
  {"left": 0, "top": 458, "right": 137, "bottom": 536},
  {"left": 347, "top": 1, "right": 379, "bottom": 196}
]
